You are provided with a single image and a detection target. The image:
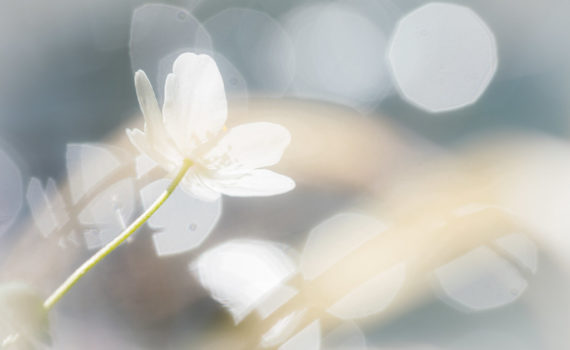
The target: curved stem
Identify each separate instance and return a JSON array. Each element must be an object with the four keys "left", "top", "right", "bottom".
[{"left": 43, "top": 159, "right": 193, "bottom": 310}]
